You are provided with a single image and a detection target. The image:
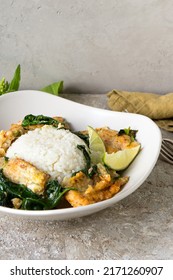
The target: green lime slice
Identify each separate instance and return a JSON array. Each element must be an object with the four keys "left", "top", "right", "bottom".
[
  {"left": 103, "top": 145, "right": 141, "bottom": 171},
  {"left": 87, "top": 126, "right": 106, "bottom": 164}
]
